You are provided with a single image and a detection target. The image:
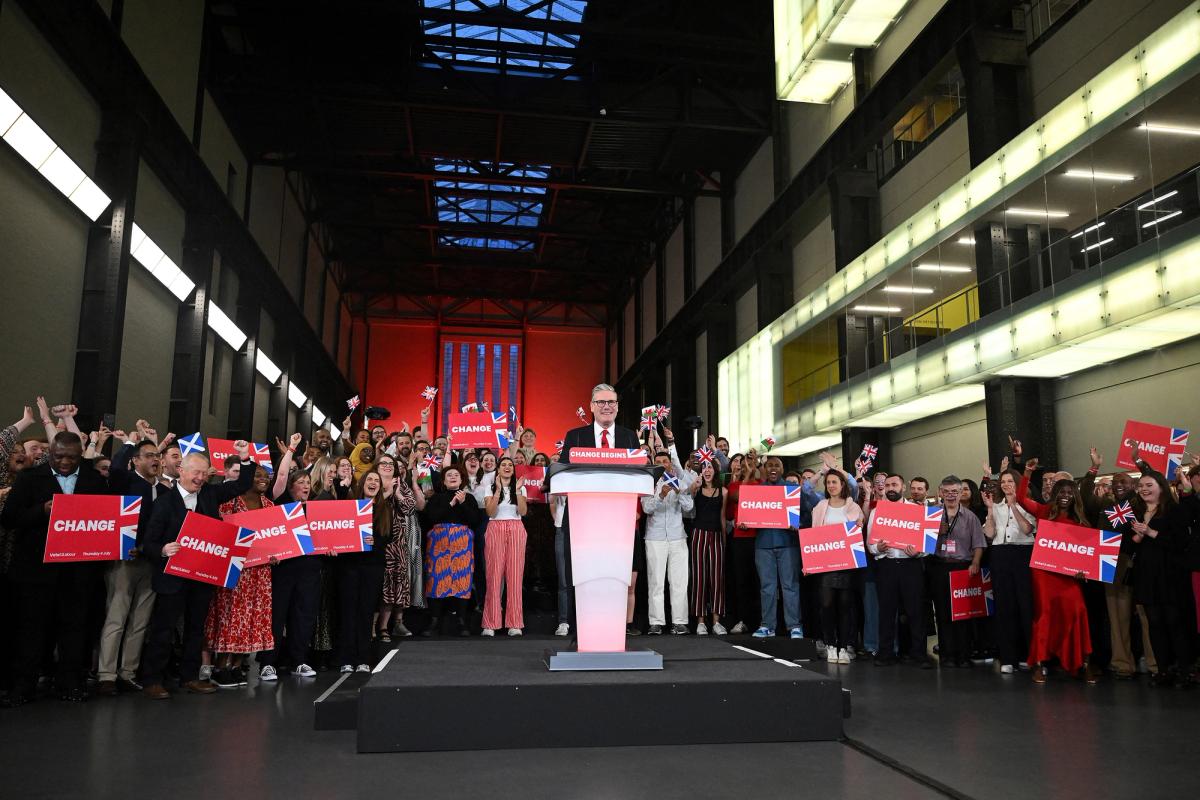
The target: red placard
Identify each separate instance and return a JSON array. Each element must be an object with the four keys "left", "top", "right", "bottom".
[
  {"left": 307, "top": 499, "right": 374, "bottom": 554},
  {"left": 799, "top": 521, "right": 866, "bottom": 574},
  {"left": 1115, "top": 419, "right": 1189, "bottom": 479},
  {"left": 867, "top": 500, "right": 941, "bottom": 554},
  {"left": 1031, "top": 518, "right": 1120, "bottom": 583},
  {"left": 735, "top": 484, "right": 802, "bottom": 529},
  {"left": 164, "top": 512, "right": 254, "bottom": 588},
  {"left": 949, "top": 568, "right": 994, "bottom": 621},
  {"left": 44, "top": 494, "right": 141, "bottom": 563},
  {"left": 447, "top": 412, "right": 509, "bottom": 449},
  {"left": 225, "top": 502, "right": 314, "bottom": 568},
  {"left": 516, "top": 466, "right": 547, "bottom": 503},
  {"left": 568, "top": 448, "right": 647, "bottom": 465},
  {"left": 207, "top": 438, "right": 273, "bottom": 476}
]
